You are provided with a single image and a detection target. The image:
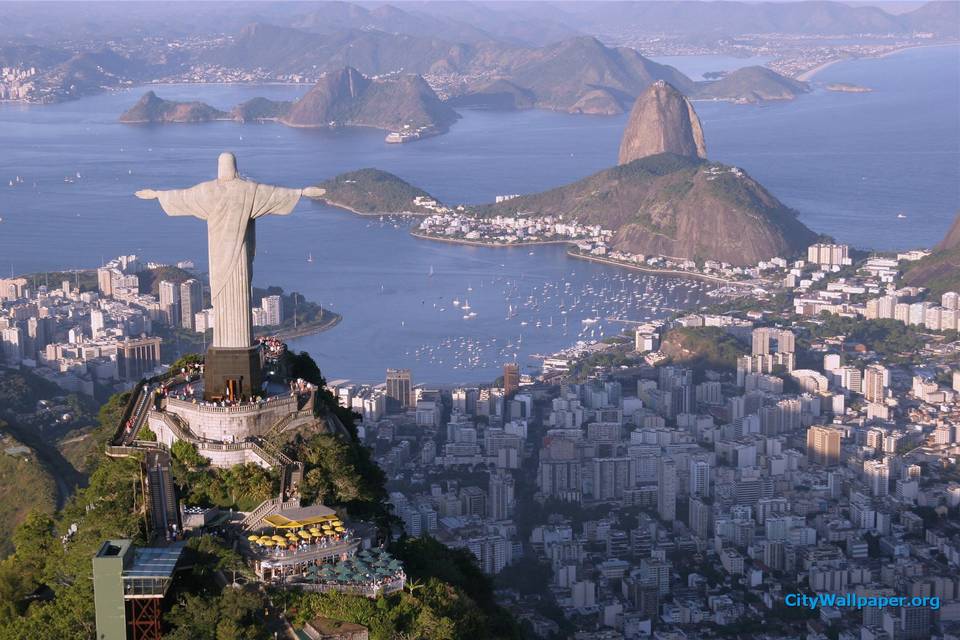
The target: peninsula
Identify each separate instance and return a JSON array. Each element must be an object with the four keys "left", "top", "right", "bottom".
[{"left": 310, "top": 168, "right": 447, "bottom": 215}]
